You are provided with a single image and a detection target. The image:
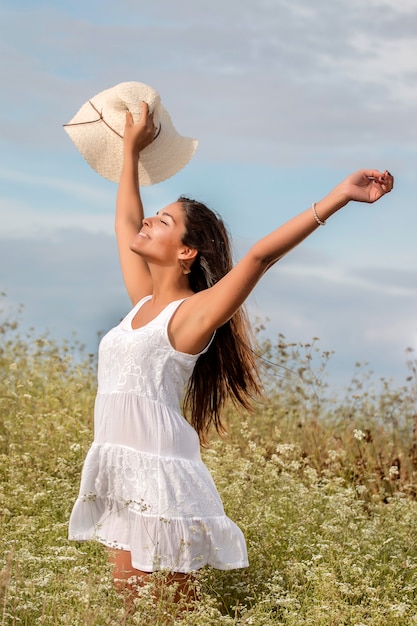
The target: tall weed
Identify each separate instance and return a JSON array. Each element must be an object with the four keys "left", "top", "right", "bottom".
[{"left": 1, "top": 300, "right": 416, "bottom": 625}]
